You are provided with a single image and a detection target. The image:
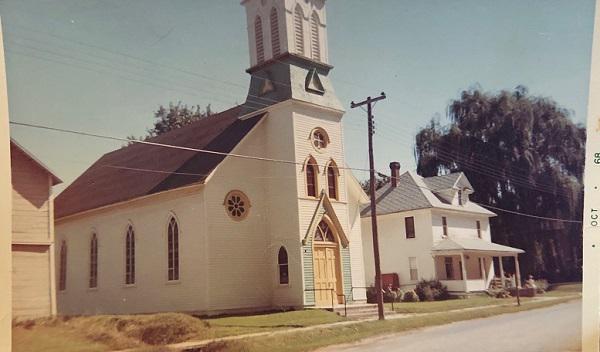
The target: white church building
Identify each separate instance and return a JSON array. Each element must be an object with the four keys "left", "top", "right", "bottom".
[{"left": 54, "top": 0, "right": 370, "bottom": 316}]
